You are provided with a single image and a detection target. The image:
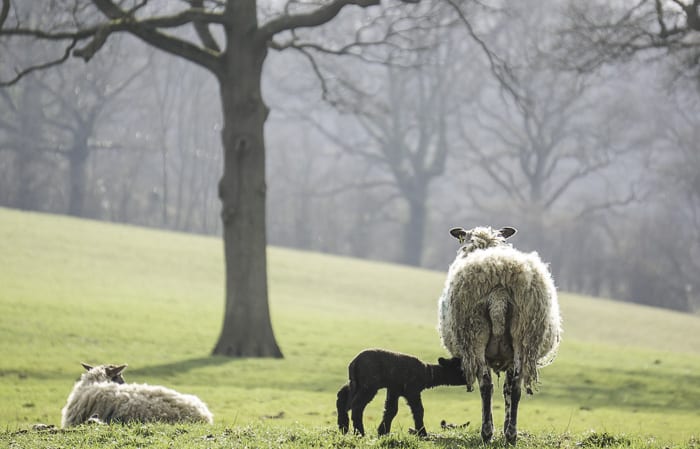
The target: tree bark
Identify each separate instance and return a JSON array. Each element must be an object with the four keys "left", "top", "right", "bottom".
[
  {"left": 67, "top": 129, "right": 90, "bottom": 217},
  {"left": 400, "top": 184, "right": 427, "bottom": 266},
  {"left": 211, "top": 30, "right": 282, "bottom": 357}
]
